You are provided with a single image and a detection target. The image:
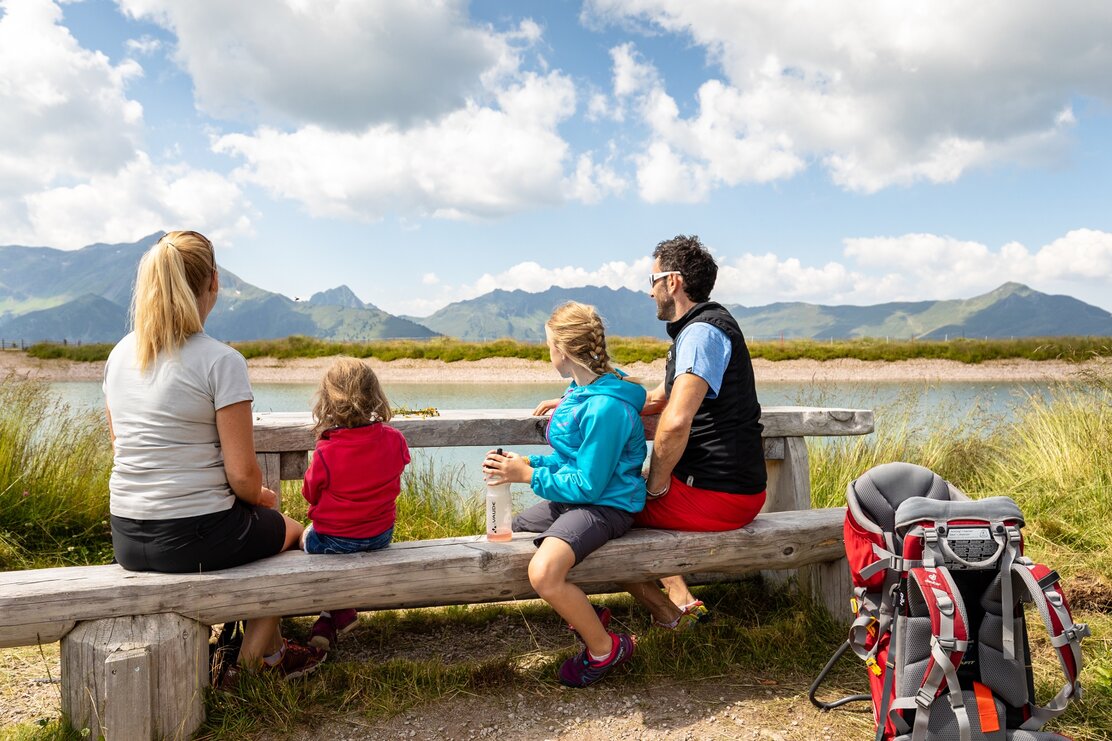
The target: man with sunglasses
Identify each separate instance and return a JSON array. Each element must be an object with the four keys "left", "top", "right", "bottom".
[{"left": 624, "top": 234, "right": 767, "bottom": 629}]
